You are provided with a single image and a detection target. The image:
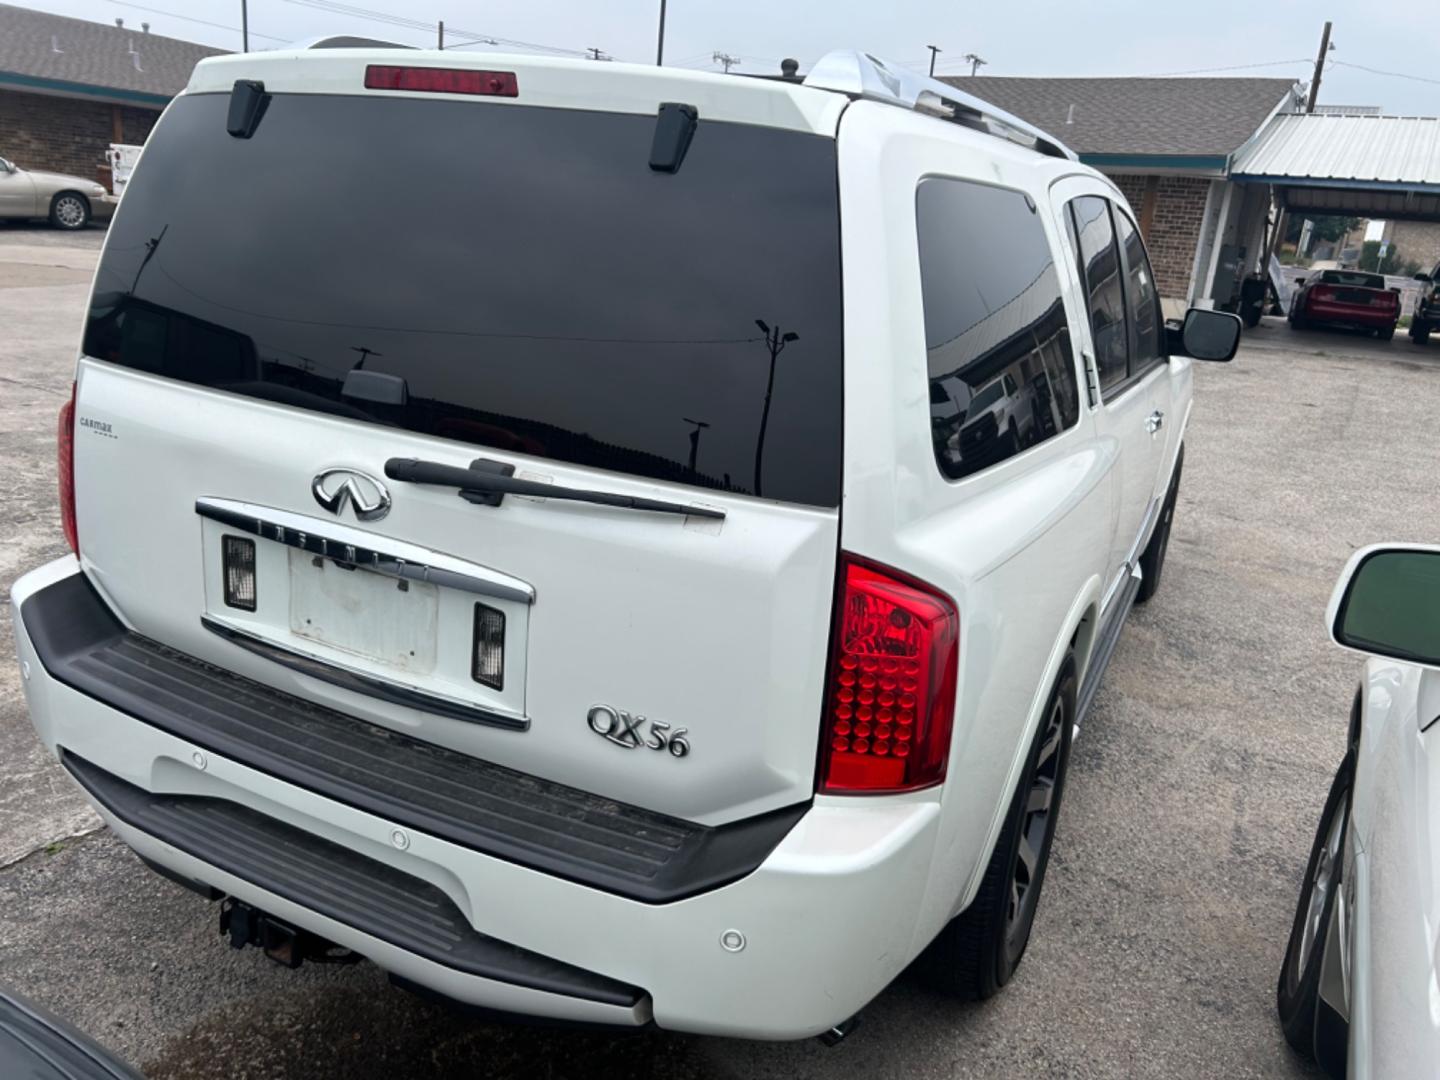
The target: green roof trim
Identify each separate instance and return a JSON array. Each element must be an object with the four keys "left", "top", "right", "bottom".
[
  {"left": 1080, "top": 153, "right": 1230, "bottom": 172},
  {"left": 0, "top": 70, "right": 171, "bottom": 107}
]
